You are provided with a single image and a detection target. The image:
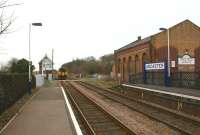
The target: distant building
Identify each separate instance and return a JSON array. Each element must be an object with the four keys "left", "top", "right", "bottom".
[
  {"left": 114, "top": 20, "right": 200, "bottom": 83},
  {"left": 39, "top": 54, "right": 53, "bottom": 79}
]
